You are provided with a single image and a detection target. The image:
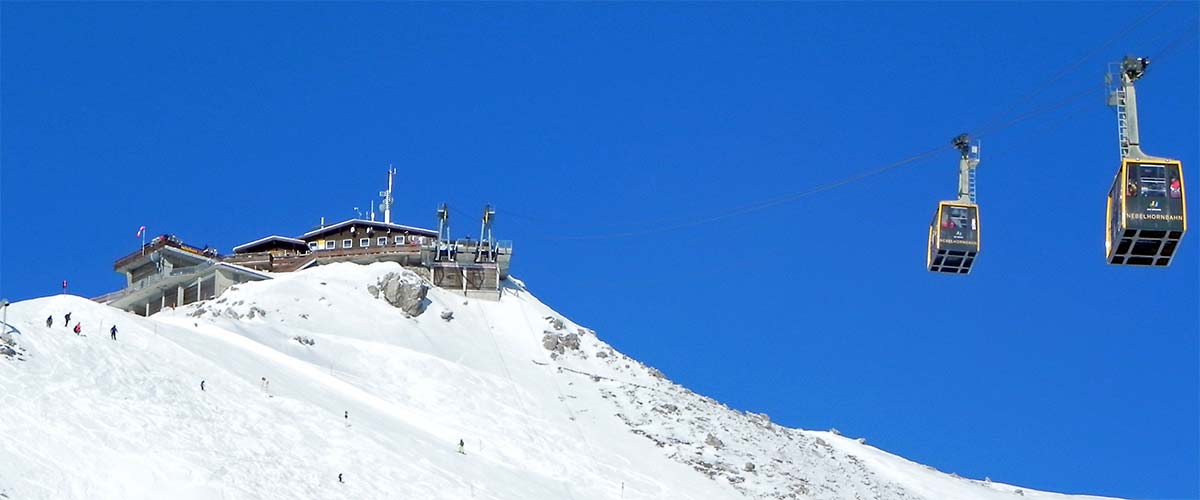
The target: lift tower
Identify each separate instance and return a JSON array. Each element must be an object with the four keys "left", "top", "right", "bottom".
[{"left": 476, "top": 204, "right": 497, "bottom": 263}]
